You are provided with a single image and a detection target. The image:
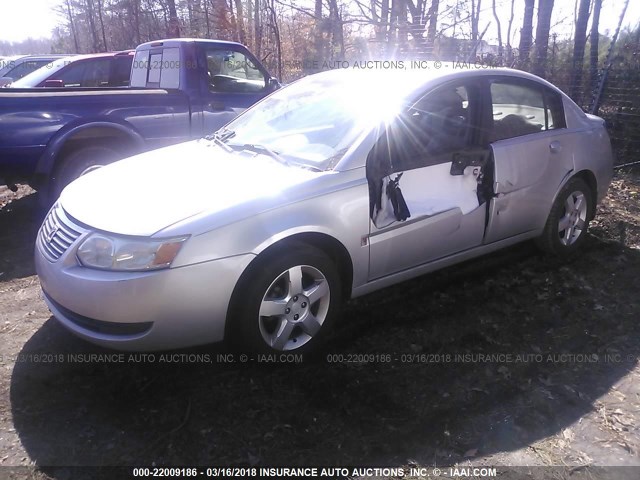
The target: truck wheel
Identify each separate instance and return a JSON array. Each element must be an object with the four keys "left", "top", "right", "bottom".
[
  {"left": 52, "top": 145, "right": 120, "bottom": 201},
  {"left": 536, "top": 177, "right": 594, "bottom": 256},
  {"left": 230, "top": 244, "right": 342, "bottom": 354}
]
